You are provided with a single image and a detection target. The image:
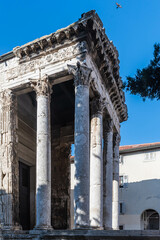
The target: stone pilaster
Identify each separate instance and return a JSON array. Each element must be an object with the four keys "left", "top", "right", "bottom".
[
  {"left": 90, "top": 97, "right": 104, "bottom": 229},
  {"left": 68, "top": 62, "right": 92, "bottom": 229},
  {"left": 0, "top": 90, "right": 20, "bottom": 230},
  {"left": 103, "top": 118, "right": 114, "bottom": 230},
  {"left": 112, "top": 133, "right": 121, "bottom": 230},
  {"left": 31, "top": 75, "right": 52, "bottom": 229}
]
